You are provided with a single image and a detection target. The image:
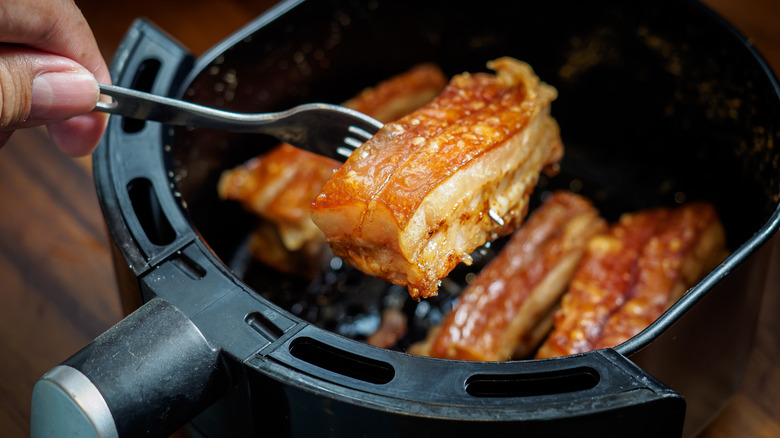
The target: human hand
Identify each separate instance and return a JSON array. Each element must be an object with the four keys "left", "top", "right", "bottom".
[{"left": 0, "top": 0, "right": 110, "bottom": 156}]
